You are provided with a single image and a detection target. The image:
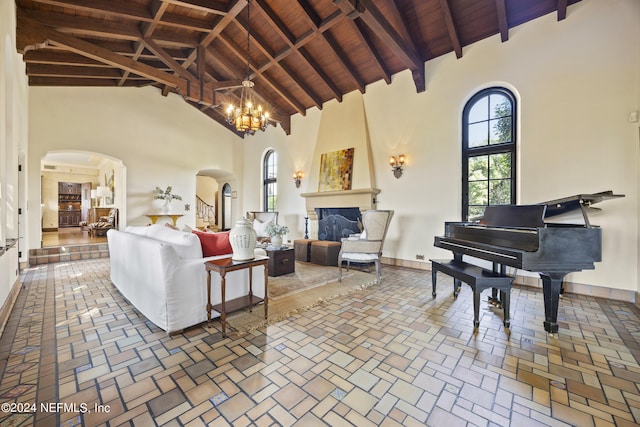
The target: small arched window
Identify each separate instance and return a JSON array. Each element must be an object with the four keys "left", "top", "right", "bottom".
[
  {"left": 462, "top": 87, "right": 517, "bottom": 220},
  {"left": 263, "top": 150, "right": 277, "bottom": 211}
]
